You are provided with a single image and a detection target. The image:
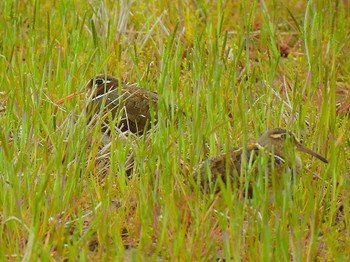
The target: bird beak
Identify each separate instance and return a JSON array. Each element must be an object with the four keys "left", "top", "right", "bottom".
[
  {"left": 55, "top": 92, "right": 86, "bottom": 105},
  {"left": 296, "top": 144, "right": 328, "bottom": 163}
]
